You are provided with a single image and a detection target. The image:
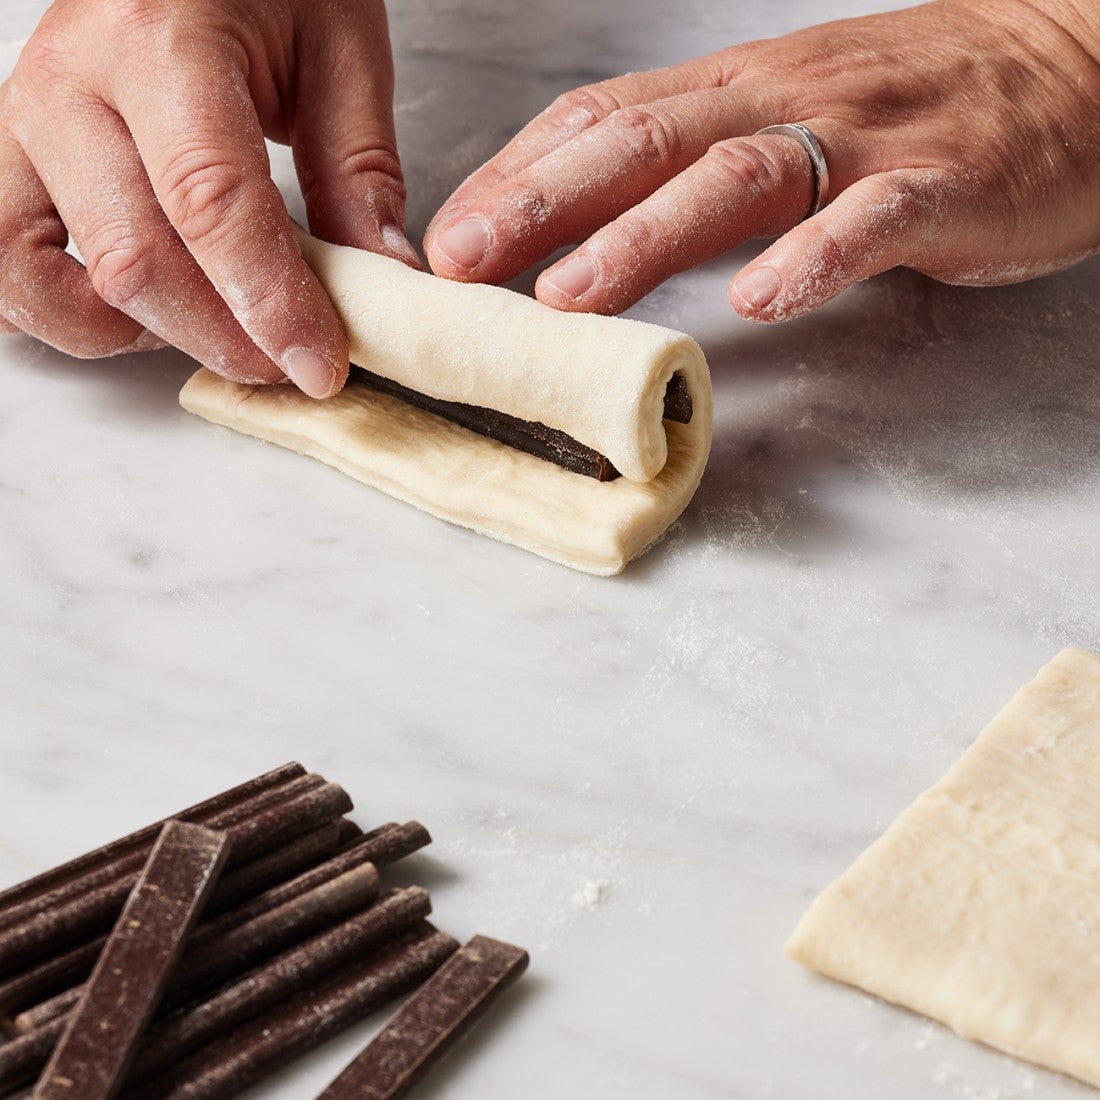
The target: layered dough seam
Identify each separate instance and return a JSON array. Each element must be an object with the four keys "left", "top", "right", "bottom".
[{"left": 180, "top": 232, "right": 713, "bottom": 575}]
